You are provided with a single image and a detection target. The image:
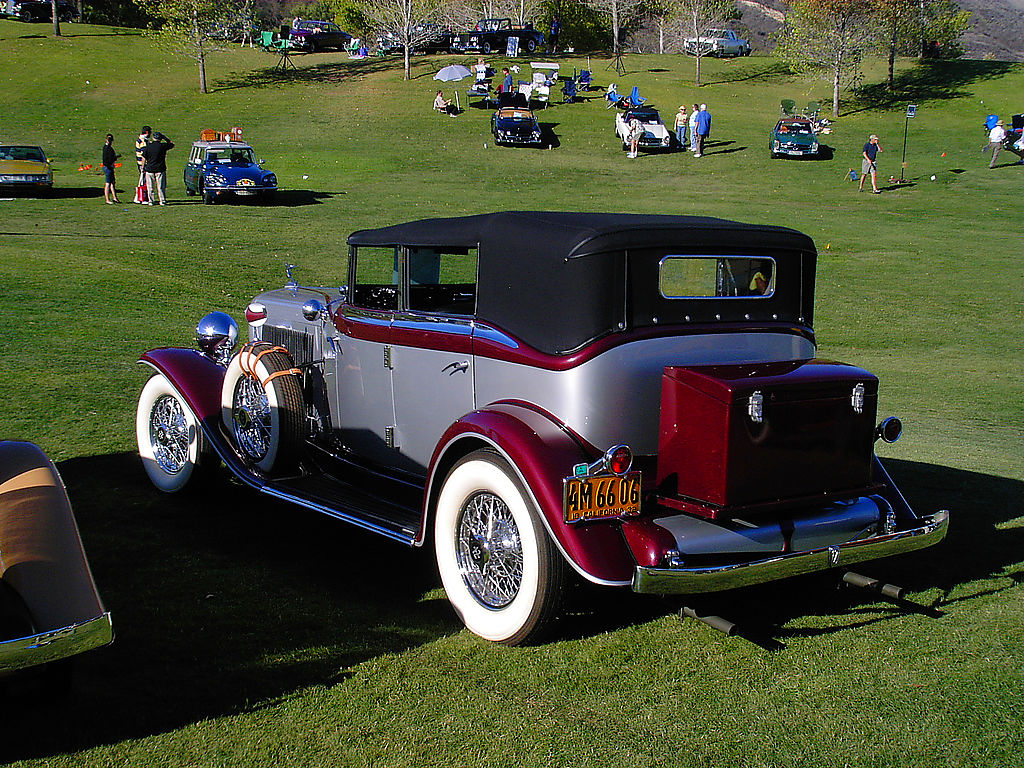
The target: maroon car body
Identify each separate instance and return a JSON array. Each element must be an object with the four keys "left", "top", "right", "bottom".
[{"left": 136, "top": 212, "right": 948, "bottom": 644}]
